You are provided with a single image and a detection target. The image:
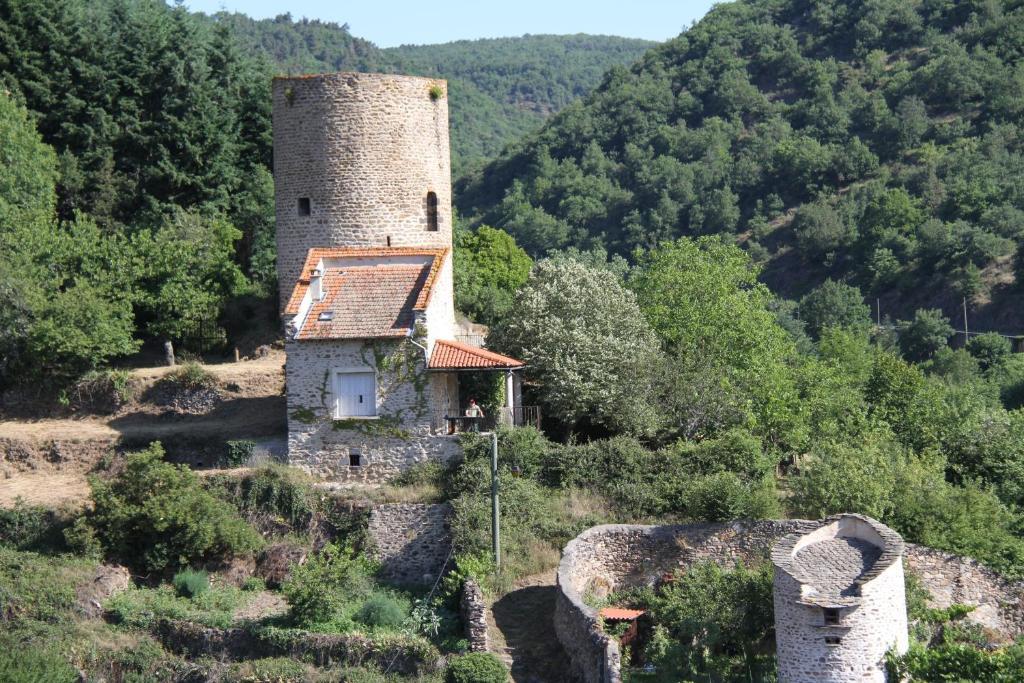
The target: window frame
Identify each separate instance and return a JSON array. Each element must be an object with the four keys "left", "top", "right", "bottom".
[
  {"left": 426, "top": 191, "right": 439, "bottom": 231},
  {"left": 331, "top": 367, "right": 378, "bottom": 419}
]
